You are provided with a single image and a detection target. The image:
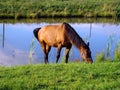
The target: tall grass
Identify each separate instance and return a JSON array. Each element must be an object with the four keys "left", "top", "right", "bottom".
[
  {"left": 96, "top": 36, "right": 120, "bottom": 62},
  {"left": 95, "top": 51, "right": 105, "bottom": 63},
  {"left": 0, "top": 0, "right": 120, "bottom": 19},
  {"left": 29, "top": 38, "right": 35, "bottom": 64},
  {"left": 114, "top": 40, "right": 120, "bottom": 61}
]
